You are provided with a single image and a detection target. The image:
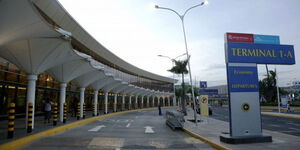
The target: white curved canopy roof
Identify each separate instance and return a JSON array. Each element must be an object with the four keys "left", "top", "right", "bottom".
[
  {"left": 31, "top": 0, "right": 174, "bottom": 83},
  {"left": 0, "top": 0, "right": 174, "bottom": 95}
]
